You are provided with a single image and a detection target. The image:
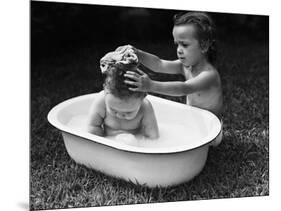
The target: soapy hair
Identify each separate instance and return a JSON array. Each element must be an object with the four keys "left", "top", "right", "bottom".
[
  {"left": 173, "top": 12, "right": 217, "bottom": 64},
  {"left": 100, "top": 47, "right": 146, "bottom": 100}
]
